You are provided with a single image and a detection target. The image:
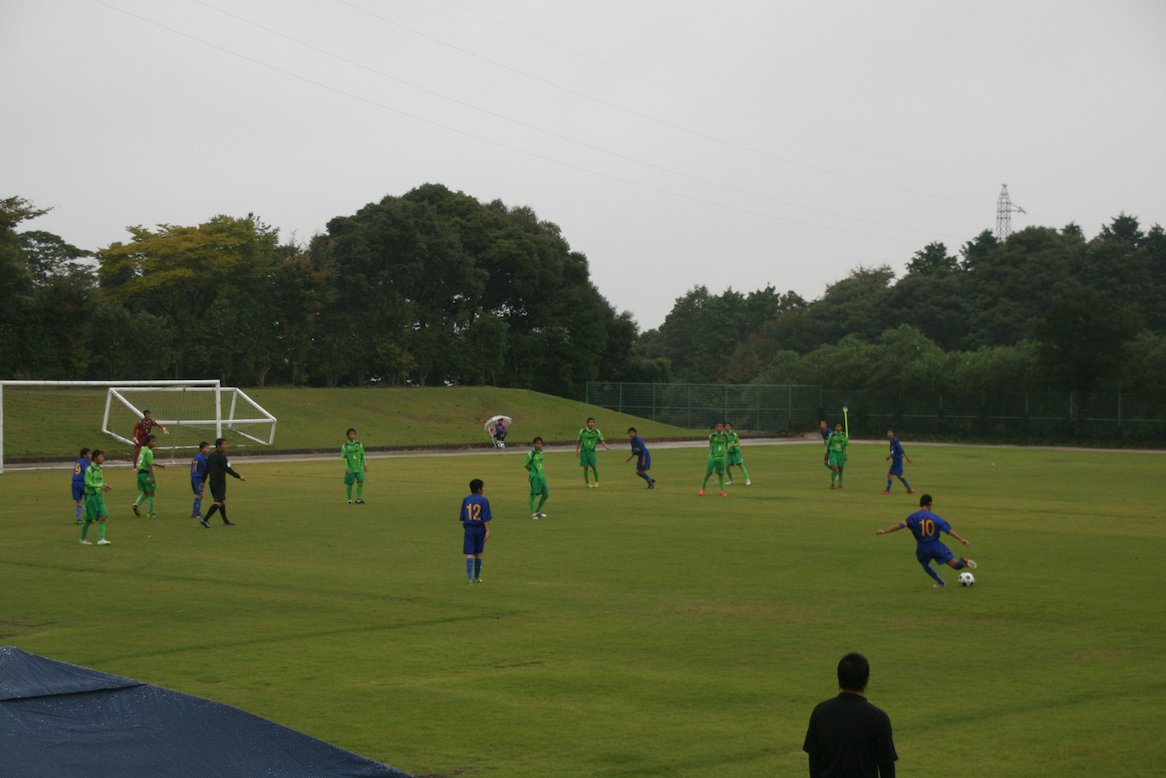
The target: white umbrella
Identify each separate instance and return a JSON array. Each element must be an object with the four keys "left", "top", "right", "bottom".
[{"left": 484, "top": 415, "right": 512, "bottom": 448}]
